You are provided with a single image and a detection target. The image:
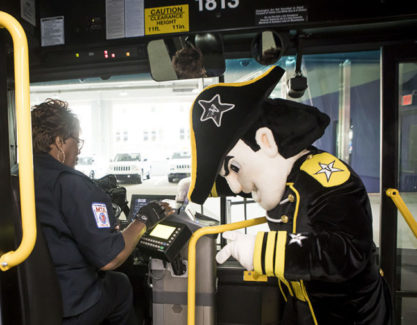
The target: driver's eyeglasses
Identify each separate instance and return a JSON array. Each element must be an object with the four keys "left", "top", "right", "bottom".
[{"left": 70, "top": 137, "right": 84, "bottom": 150}]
